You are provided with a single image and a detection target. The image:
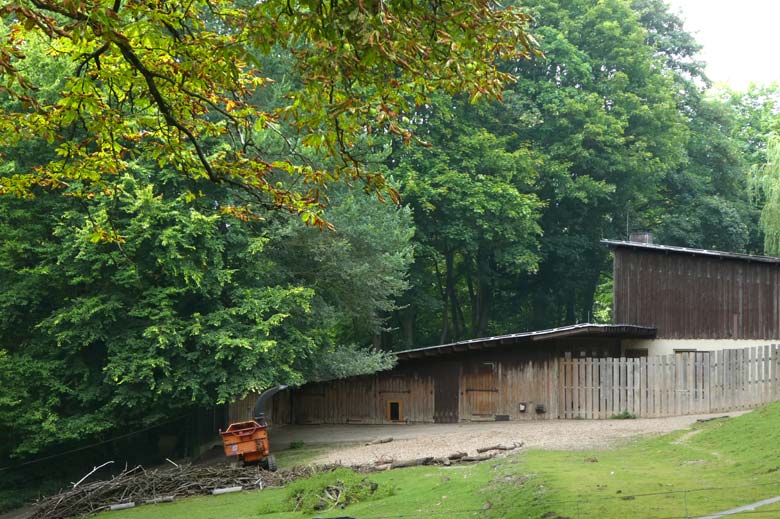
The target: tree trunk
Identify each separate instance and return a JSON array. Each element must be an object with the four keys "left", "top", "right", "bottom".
[
  {"left": 566, "top": 299, "right": 576, "bottom": 324},
  {"left": 398, "top": 308, "right": 416, "bottom": 348},
  {"left": 475, "top": 249, "right": 493, "bottom": 336},
  {"left": 445, "top": 251, "right": 463, "bottom": 339},
  {"left": 434, "top": 254, "right": 449, "bottom": 344},
  {"left": 466, "top": 265, "right": 478, "bottom": 333}
]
